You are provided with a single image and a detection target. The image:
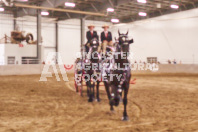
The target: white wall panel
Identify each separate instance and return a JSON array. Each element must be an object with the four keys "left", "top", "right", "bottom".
[
  {"left": 1, "top": 9, "right": 198, "bottom": 65},
  {"left": 58, "top": 19, "right": 81, "bottom": 64},
  {"left": 112, "top": 8, "right": 198, "bottom": 64},
  {"left": 0, "top": 14, "right": 13, "bottom": 39}
]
